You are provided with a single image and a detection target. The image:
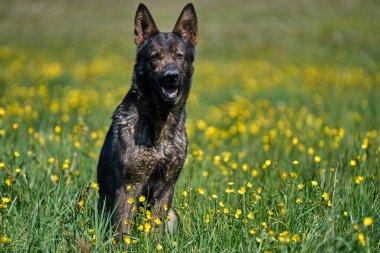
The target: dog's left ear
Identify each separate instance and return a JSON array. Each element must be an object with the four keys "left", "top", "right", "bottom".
[
  {"left": 173, "top": 3, "right": 198, "bottom": 47},
  {"left": 134, "top": 3, "right": 159, "bottom": 46}
]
